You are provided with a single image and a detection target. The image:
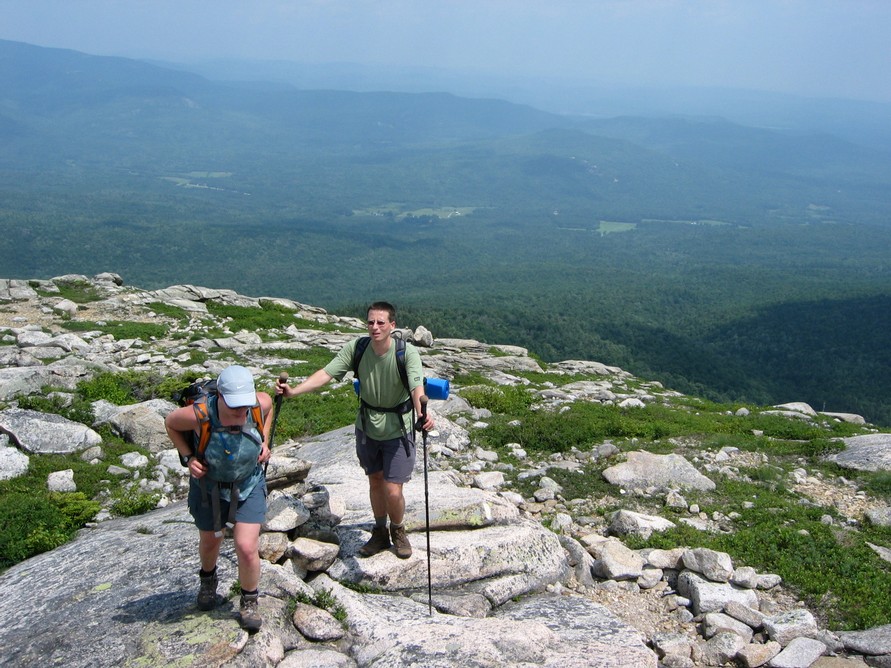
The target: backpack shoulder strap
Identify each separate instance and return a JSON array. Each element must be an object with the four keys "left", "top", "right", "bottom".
[
  {"left": 353, "top": 335, "right": 409, "bottom": 394},
  {"left": 352, "top": 336, "right": 371, "bottom": 378},
  {"left": 192, "top": 398, "right": 213, "bottom": 457},
  {"left": 194, "top": 397, "right": 265, "bottom": 453},
  {"left": 250, "top": 404, "right": 265, "bottom": 442},
  {"left": 394, "top": 337, "right": 409, "bottom": 394}
]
